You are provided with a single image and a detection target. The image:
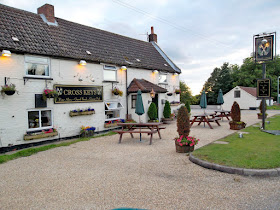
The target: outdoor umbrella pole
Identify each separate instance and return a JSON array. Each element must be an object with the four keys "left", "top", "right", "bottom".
[{"left": 135, "top": 90, "right": 145, "bottom": 142}]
